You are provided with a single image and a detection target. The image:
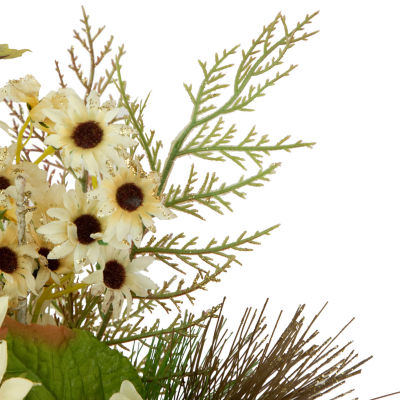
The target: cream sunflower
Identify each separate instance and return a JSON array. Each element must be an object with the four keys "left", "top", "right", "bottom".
[
  {"left": 0, "top": 74, "right": 40, "bottom": 107},
  {"left": 0, "top": 224, "right": 37, "bottom": 298},
  {"left": 83, "top": 247, "right": 157, "bottom": 318},
  {"left": 0, "top": 297, "right": 36, "bottom": 399},
  {"left": 97, "top": 166, "right": 175, "bottom": 246},
  {"left": 30, "top": 227, "right": 74, "bottom": 291},
  {"left": 36, "top": 182, "right": 125, "bottom": 271},
  {"left": 41, "top": 90, "right": 135, "bottom": 177},
  {"left": 0, "top": 143, "right": 49, "bottom": 222},
  {"left": 0, "top": 143, "right": 17, "bottom": 220}
]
